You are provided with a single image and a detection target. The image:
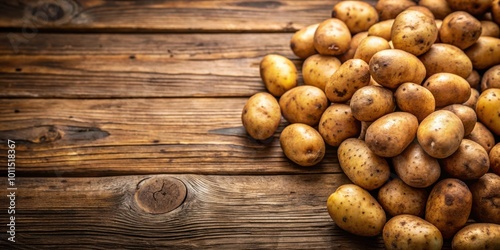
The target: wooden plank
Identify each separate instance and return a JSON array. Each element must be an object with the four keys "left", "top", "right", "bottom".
[{"left": 0, "top": 98, "right": 341, "bottom": 176}]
